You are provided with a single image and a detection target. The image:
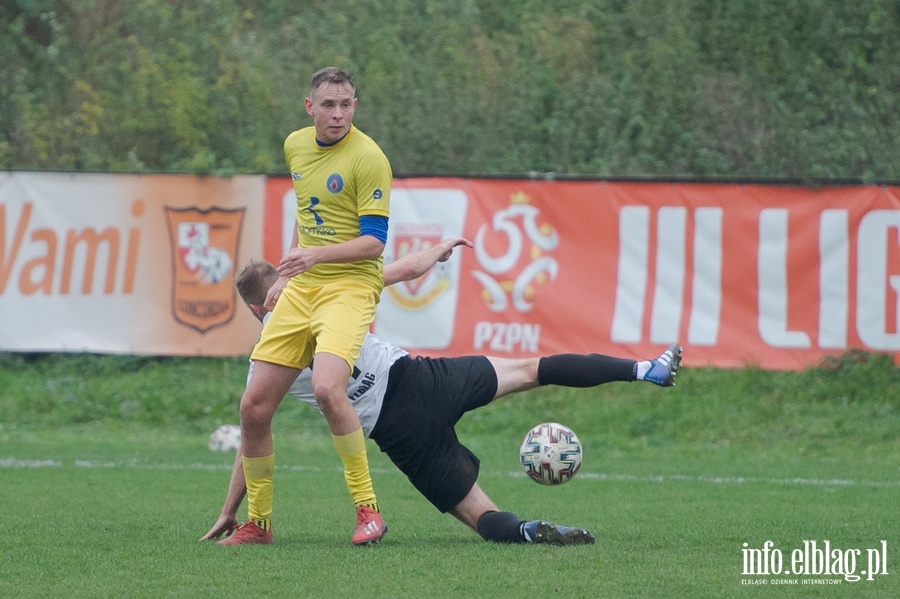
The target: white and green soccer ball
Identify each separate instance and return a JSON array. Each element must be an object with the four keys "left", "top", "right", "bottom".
[
  {"left": 519, "top": 422, "right": 583, "bottom": 485},
  {"left": 208, "top": 424, "right": 242, "bottom": 452}
]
